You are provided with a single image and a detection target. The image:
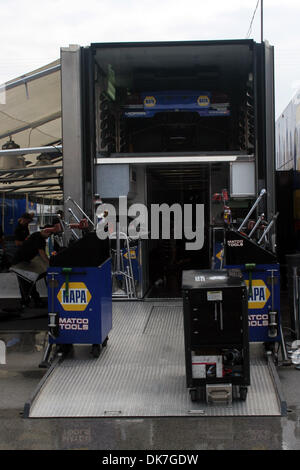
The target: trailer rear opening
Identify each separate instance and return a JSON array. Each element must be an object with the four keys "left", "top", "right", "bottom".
[
  {"left": 27, "top": 38, "right": 284, "bottom": 419},
  {"left": 92, "top": 41, "right": 255, "bottom": 156},
  {"left": 146, "top": 163, "right": 210, "bottom": 297}
]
